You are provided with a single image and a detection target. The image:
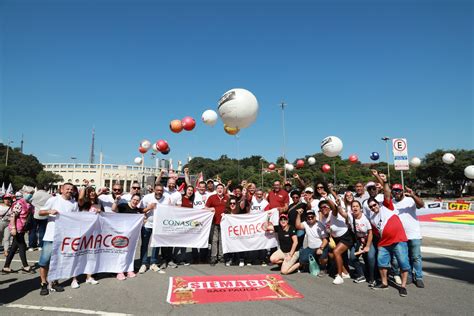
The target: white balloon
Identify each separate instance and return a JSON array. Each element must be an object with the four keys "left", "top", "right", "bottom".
[
  {"left": 152, "top": 143, "right": 159, "bottom": 153},
  {"left": 140, "top": 139, "right": 151, "bottom": 150},
  {"left": 410, "top": 157, "right": 421, "bottom": 168},
  {"left": 134, "top": 157, "right": 142, "bottom": 165},
  {"left": 285, "top": 163, "right": 294, "bottom": 172},
  {"left": 442, "top": 153, "right": 455, "bottom": 164},
  {"left": 201, "top": 109, "right": 218, "bottom": 126},
  {"left": 308, "top": 157, "right": 316, "bottom": 165},
  {"left": 464, "top": 165, "right": 474, "bottom": 179},
  {"left": 217, "top": 88, "right": 258, "bottom": 129},
  {"left": 321, "top": 136, "right": 343, "bottom": 157}
]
